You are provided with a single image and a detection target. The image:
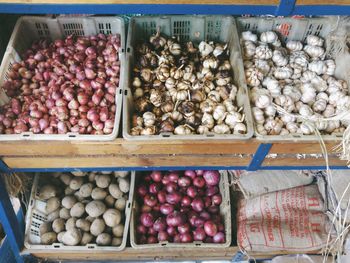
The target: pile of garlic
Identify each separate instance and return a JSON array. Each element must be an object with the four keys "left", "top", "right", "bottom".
[
  {"left": 241, "top": 30, "right": 349, "bottom": 136},
  {"left": 130, "top": 29, "right": 246, "bottom": 136}
]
